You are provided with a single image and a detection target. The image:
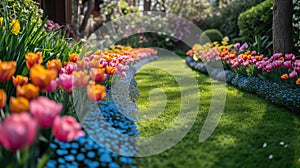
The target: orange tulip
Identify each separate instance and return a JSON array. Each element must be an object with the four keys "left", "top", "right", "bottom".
[
  {"left": 17, "top": 83, "right": 39, "bottom": 100},
  {"left": 30, "top": 64, "right": 57, "bottom": 89},
  {"left": 72, "top": 71, "right": 90, "bottom": 87},
  {"left": 12, "top": 75, "right": 28, "bottom": 86},
  {"left": 47, "top": 59, "right": 62, "bottom": 73},
  {"left": 69, "top": 53, "right": 80, "bottom": 63},
  {"left": 25, "top": 52, "right": 43, "bottom": 69},
  {"left": 0, "top": 60, "right": 16, "bottom": 82},
  {"left": 255, "top": 56, "right": 263, "bottom": 61},
  {"left": 90, "top": 68, "right": 107, "bottom": 82},
  {"left": 296, "top": 78, "right": 300, "bottom": 85},
  {"left": 0, "top": 89, "right": 7, "bottom": 109},
  {"left": 281, "top": 74, "right": 289, "bottom": 80},
  {"left": 77, "top": 60, "right": 87, "bottom": 69},
  {"left": 89, "top": 60, "right": 99, "bottom": 68},
  {"left": 86, "top": 81, "right": 106, "bottom": 102},
  {"left": 10, "top": 97, "right": 29, "bottom": 113},
  {"left": 105, "top": 66, "right": 116, "bottom": 75}
]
